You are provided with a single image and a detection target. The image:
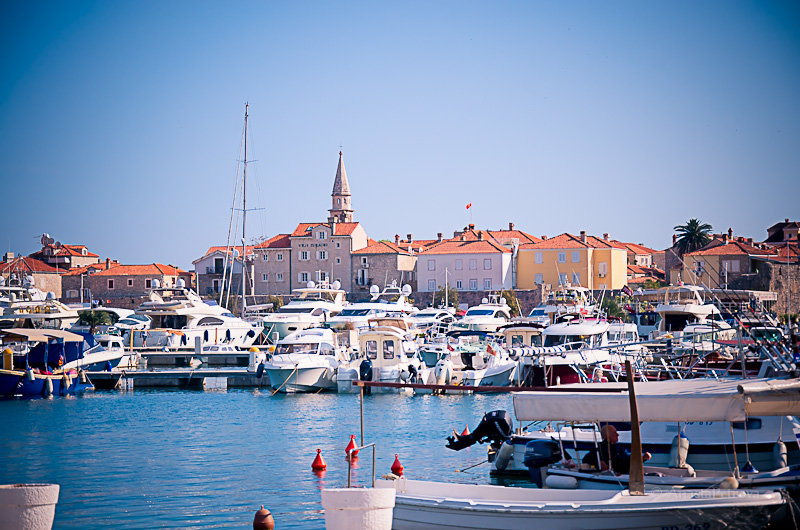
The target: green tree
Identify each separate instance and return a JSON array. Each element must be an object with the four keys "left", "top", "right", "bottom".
[
  {"left": 500, "top": 290, "right": 522, "bottom": 317},
  {"left": 600, "top": 296, "right": 627, "bottom": 320},
  {"left": 432, "top": 285, "right": 458, "bottom": 309},
  {"left": 266, "top": 295, "right": 284, "bottom": 311},
  {"left": 78, "top": 310, "right": 112, "bottom": 334},
  {"left": 641, "top": 279, "right": 666, "bottom": 290},
  {"left": 673, "top": 218, "right": 713, "bottom": 255}
]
